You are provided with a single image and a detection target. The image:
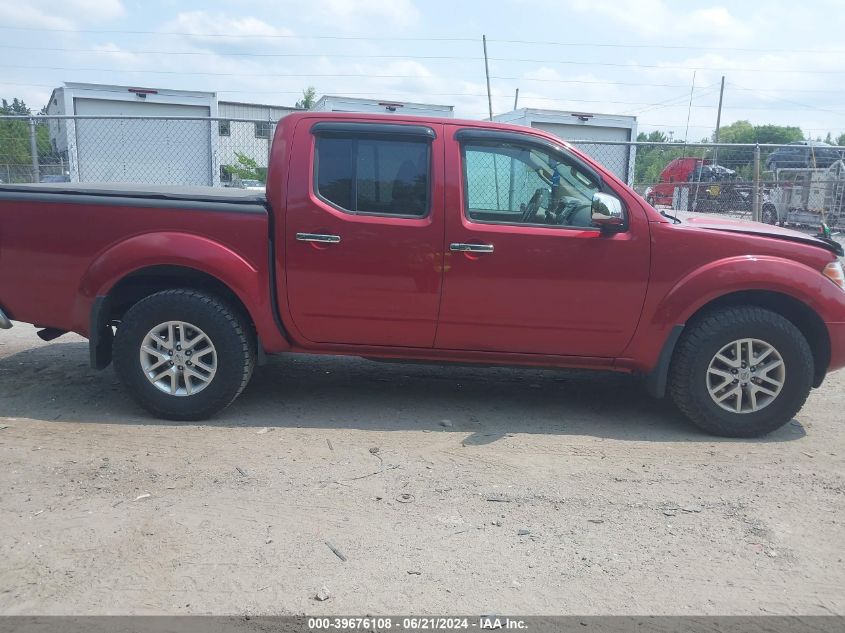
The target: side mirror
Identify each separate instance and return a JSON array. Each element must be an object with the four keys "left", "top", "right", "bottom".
[{"left": 591, "top": 192, "right": 625, "bottom": 231}]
